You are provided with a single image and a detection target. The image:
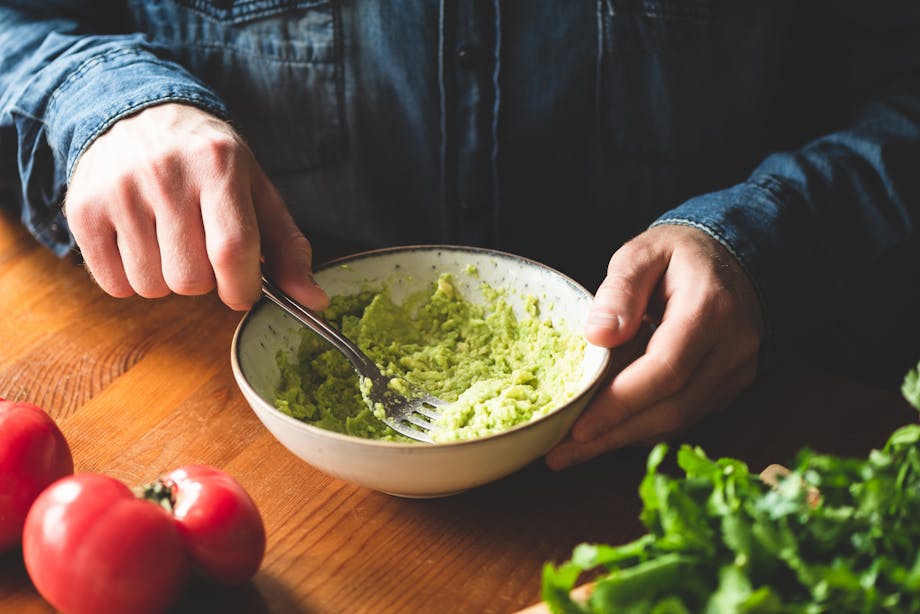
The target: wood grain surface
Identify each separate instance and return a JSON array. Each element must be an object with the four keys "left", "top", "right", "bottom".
[{"left": 0, "top": 208, "right": 916, "bottom": 614}]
